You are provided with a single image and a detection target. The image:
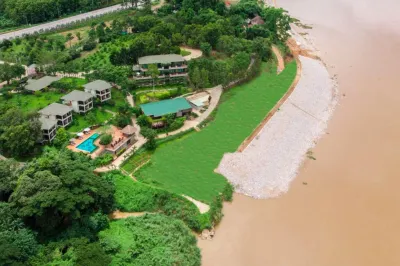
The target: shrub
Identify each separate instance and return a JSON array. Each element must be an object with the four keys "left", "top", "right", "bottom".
[
  {"left": 99, "top": 134, "right": 112, "bottom": 145},
  {"left": 137, "top": 114, "right": 150, "bottom": 127},
  {"left": 82, "top": 40, "right": 97, "bottom": 51},
  {"left": 168, "top": 117, "right": 185, "bottom": 131},
  {"left": 116, "top": 148, "right": 126, "bottom": 157},
  {"left": 131, "top": 106, "right": 141, "bottom": 117},
  {"left": 140, "top": 127, "right": 156, "bottom": 139},
  {"left": 94, "top": 153, "right": 113, "bottom": 167},
  {"left": 99, "top": 215, "right": 201, "bottom": 266}
]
